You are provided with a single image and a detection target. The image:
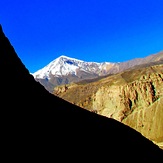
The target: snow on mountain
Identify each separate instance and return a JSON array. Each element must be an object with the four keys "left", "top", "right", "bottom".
[
  {"left": 32, "top": 55, "right": 114, "bottom": 79},
  {"left": 31, "top": 52, "right": 163, "bottom": 93}
]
